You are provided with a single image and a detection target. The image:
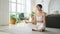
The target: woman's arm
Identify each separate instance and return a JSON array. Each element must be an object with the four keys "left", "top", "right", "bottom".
[
  {"left": 32, "top": 16, "right": 36, "bottom": 25},
  {"left": 43, "top": 14, "right": 46, "bottom": 25}
]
